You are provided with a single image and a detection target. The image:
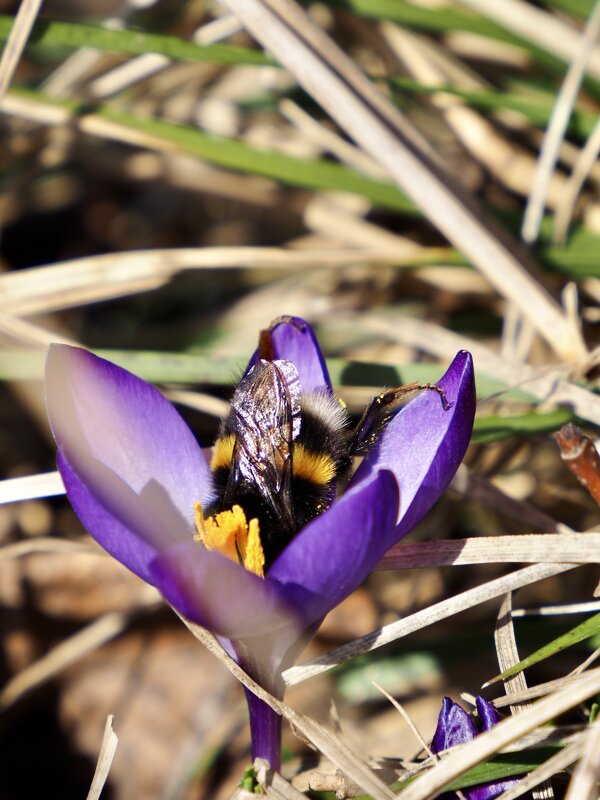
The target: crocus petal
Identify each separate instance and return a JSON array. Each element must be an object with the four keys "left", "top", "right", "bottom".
[
  {"left": 467, "top": 783, "right": 520, "bottom": 800},
  {"left": 432, "top": 697, "right": 479, "bottom": 752},
  {"left": 246, "top": 316, "right": 332, "bottom": 394},
  {"left": 150, "top": 542, "right": 301, "bottom": 643},
  {"left": 352, "top": 351, "right": 475, "bottom": 550},
  {"left": 476, "top": 696, "right": 501, "bottom": 731},
  {"left": 46, "top": 345, "right": 213, "bottom": 582},
  {"left": 57, "top": 448, "right": 163, "bottom": 584},
  {"left": 432, "top": 697, "right": 520, "bottom": 800},
  {"left": 268, "top": 470, "right": 399, "bottom": 625},
  {"left": 469, "top": 697, "right": 520, "bottom": 800}
]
